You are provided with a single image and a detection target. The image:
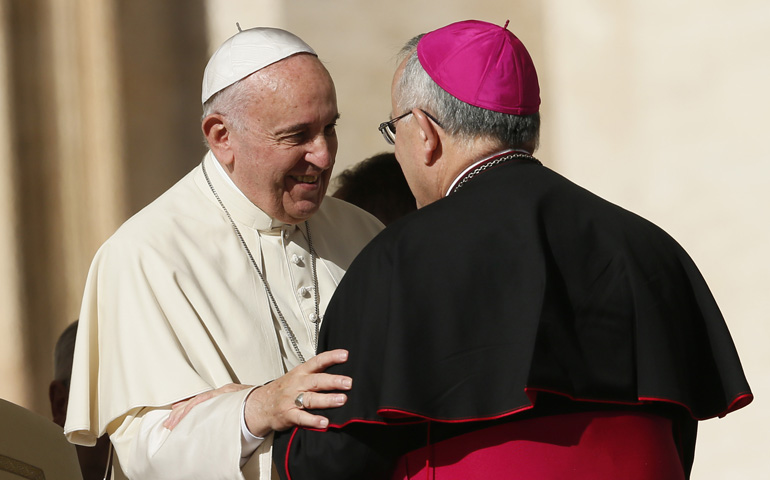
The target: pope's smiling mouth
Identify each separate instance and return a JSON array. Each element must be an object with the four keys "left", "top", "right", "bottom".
[{"left": 291, "top": 175, "right": 319, "bottom": 184}]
